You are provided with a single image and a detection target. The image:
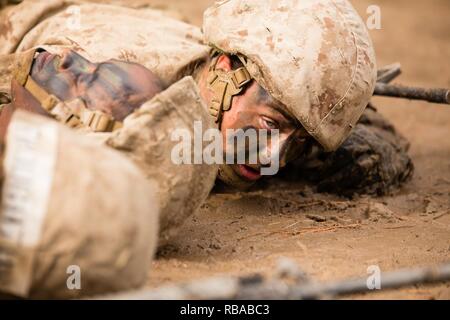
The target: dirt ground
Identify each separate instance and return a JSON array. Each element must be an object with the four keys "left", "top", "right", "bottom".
[{"left": 92, "top": 0, "right": 450, "bottom": 299}]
